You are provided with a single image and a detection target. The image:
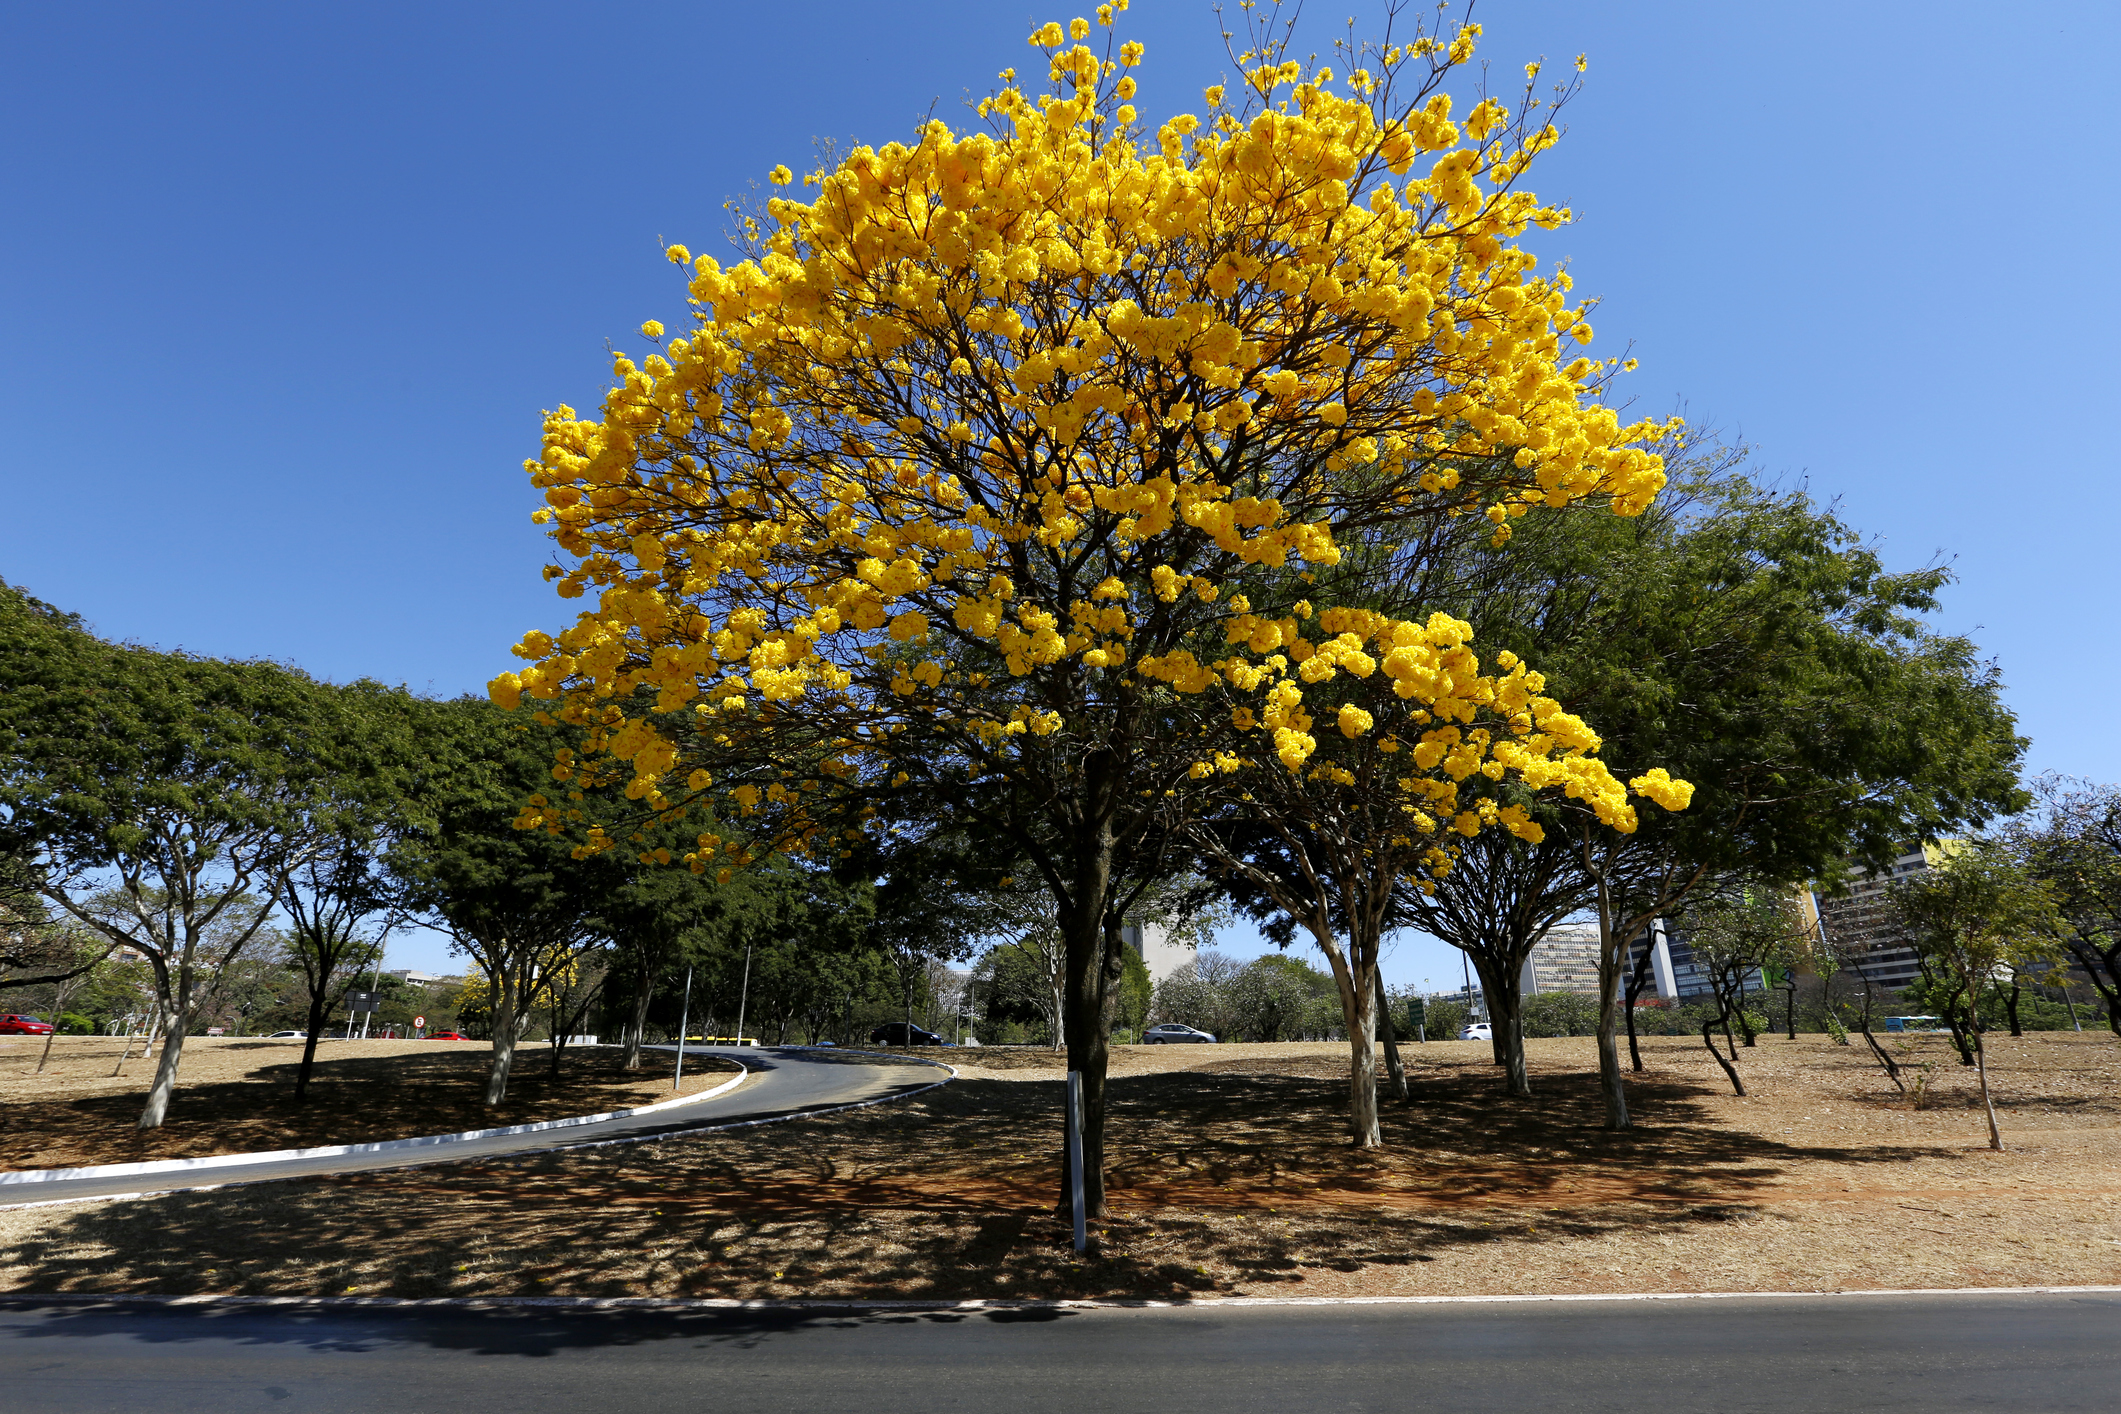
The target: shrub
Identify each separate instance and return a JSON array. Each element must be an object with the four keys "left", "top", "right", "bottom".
[{"left": 1521, "top": 991, "right": 1600, "bottom": 1037}]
